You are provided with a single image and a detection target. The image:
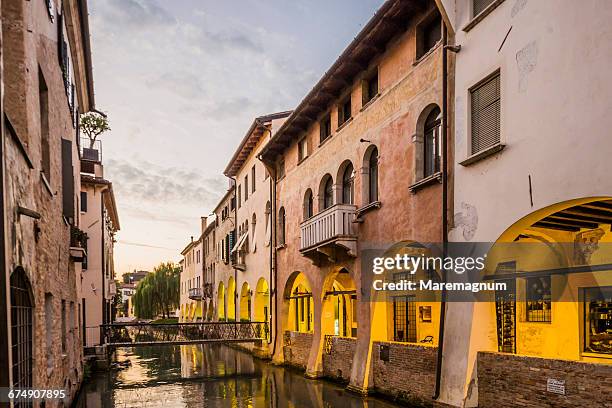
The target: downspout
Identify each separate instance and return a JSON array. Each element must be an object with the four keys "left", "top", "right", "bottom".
[
  {"left": 228, "top": 175, "right": 238, "bottom": 322},
  {"left": 433, "top": 22, "right": 449, "bottom": 400}
]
